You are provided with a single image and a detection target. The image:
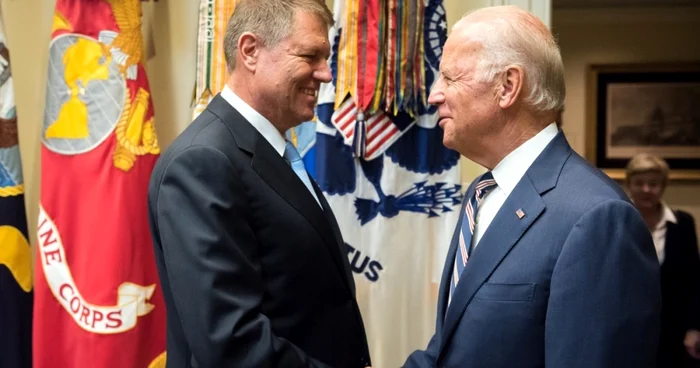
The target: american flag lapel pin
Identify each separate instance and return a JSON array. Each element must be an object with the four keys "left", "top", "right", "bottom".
[{"left": 516, "top": 209, "right": 526, "bottom": 219}]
